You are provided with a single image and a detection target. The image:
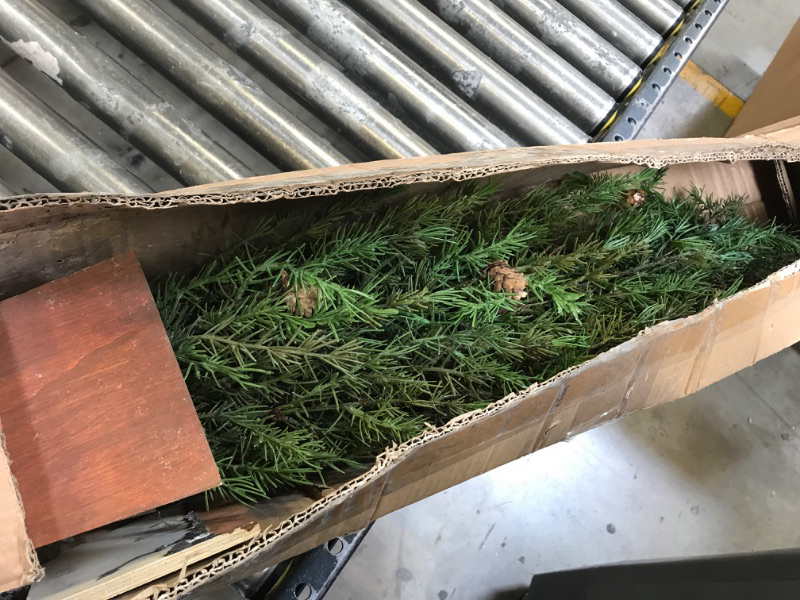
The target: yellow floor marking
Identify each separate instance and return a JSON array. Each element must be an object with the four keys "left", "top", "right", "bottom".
[{"left": 679, "top": 60, "right": 745, "bottom": 119}]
